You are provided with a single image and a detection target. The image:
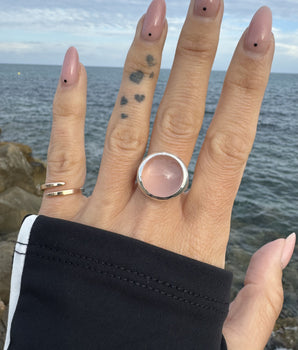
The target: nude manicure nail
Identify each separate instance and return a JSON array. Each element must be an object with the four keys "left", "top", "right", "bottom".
[
  {"left": 61, "top": 47, "right": 80, "bottom": 87},
  {"left": 194, "top": 0, "right": 220, "bottom": 18},
  {"left": 281, "top": 233, "right": 296, "bottom": 269},
  {"left": 244, "top": 6, "right": 272, "bottom": 54},
  {"left": 141, "top": 0, "right": 166, "bottom": 41}
]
